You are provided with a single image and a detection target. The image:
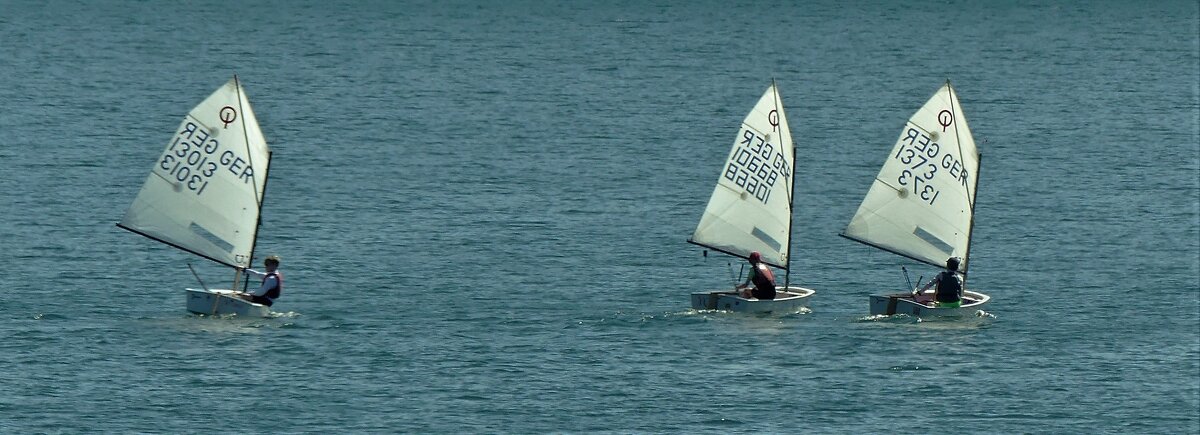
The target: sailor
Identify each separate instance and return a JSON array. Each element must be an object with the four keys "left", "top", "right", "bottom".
[
  {"left": 736, "top": 251, "right": 776, "bottom": 300},
  {"left": 237, "top": 255, "right": 283, "bottom": 307},
  {"left": 915, "top": 257, "right": 964, "bottom": 307}
]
